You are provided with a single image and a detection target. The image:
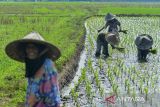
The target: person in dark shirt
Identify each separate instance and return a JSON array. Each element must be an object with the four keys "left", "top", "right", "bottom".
[{"left": 98, "top": 13, "right": 122, "bottom": 33}]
